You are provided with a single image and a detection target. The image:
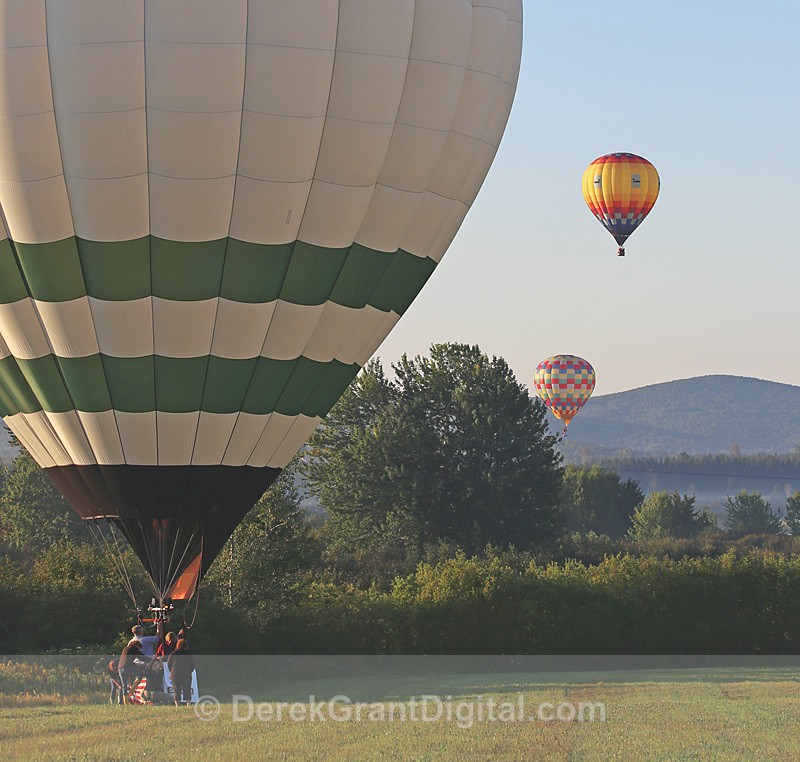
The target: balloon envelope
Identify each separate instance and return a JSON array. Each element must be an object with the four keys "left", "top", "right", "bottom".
[
  {"left": 534, "top": 355, "right": 595, "bottom": 427},
  {"left": 0, "top": 0, "right": 523, "bottom": 598},
  {"left": 582, "top": 152, "right": 659, "bottom": 248}
]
